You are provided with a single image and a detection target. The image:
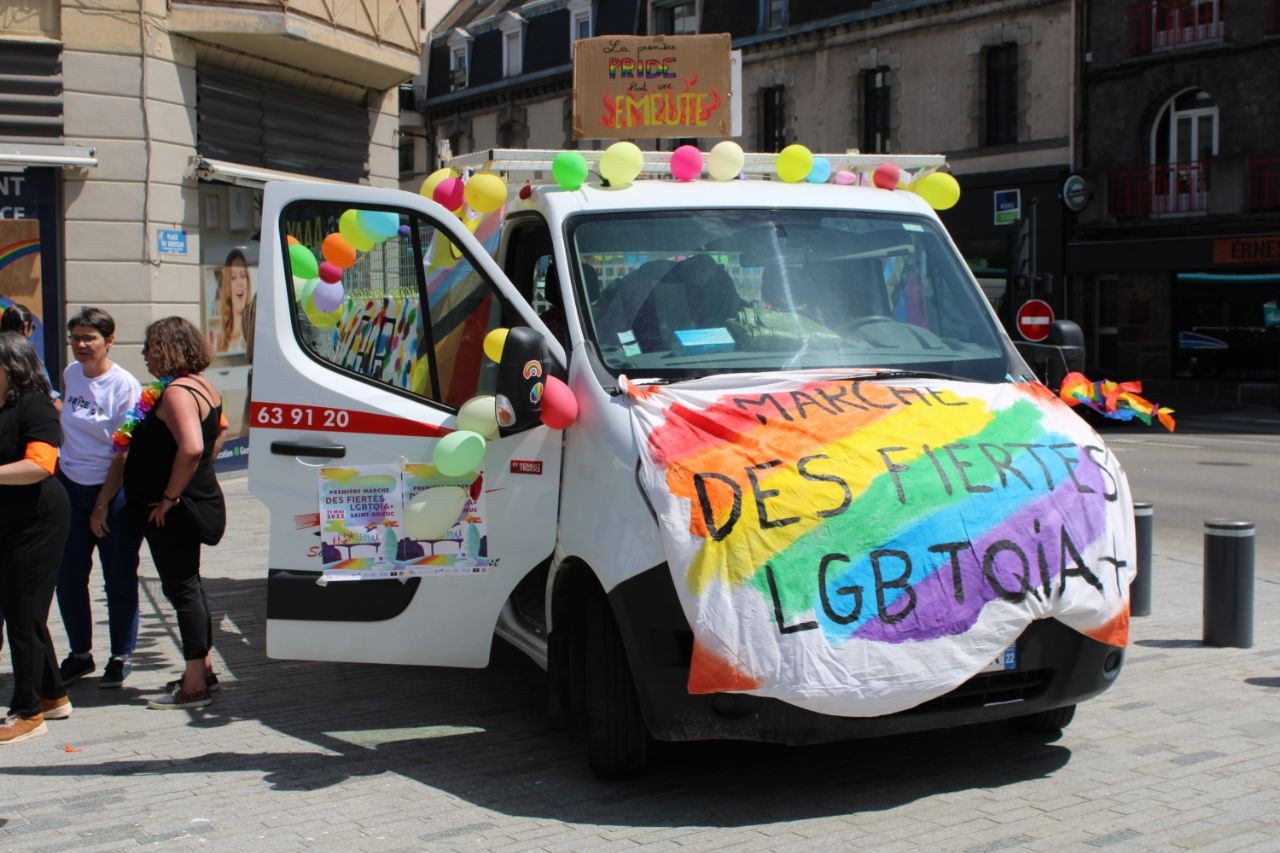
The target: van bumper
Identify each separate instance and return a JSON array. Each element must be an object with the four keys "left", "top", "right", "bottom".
[{"left": 609, "top": 564, "right": 1125, "bottom": 745}]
